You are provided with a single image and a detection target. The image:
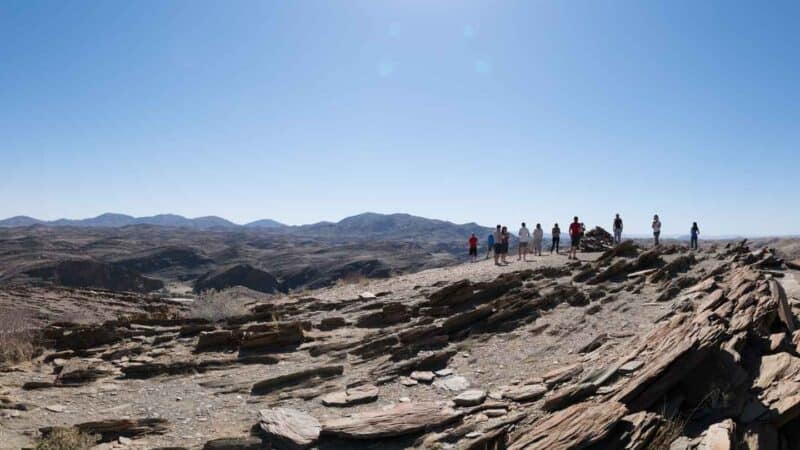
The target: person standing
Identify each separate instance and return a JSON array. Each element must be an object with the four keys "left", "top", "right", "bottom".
[
  {"left": 501, "top": 226, "right": 510, "bottom": 264},
  {"left": 533, "top": 223, "right": 544, "bottom": 256},
  {"left": 468, "top": 233, "right": 479, "bottom": 262},
  {"left": 613, "top": 214, "right": 623, "bottom": 244},
  {"left": 652, "top": 214, "right": 662, "bottom": 246},
  {"left": 551, "top": 223, "right": 561, "bottom": 254},
  {"left": 493, "top": 225, "right": 503, "bottom": 265},
  {"left": 486, "top": 232, "right": 495, "bottom": 260},
  {"left": 518, "top": 222, "right": 531, "bottom": 261},
  {"left": 690, "top": 222, "right": 700, "bottom": 250},
  {"left": 568, "top": 216, "right": 582, "bottom": 260}
]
